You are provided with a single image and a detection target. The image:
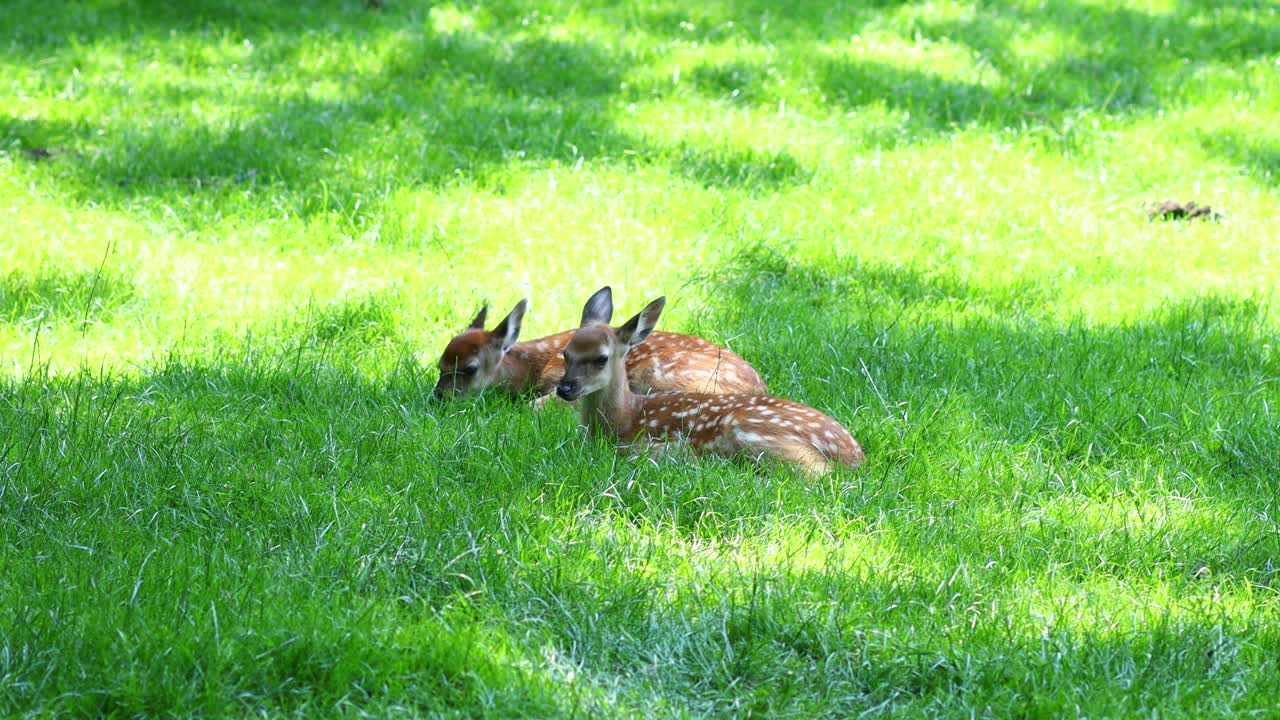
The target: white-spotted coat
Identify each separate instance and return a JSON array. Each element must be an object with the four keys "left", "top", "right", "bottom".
[
  {"left": 435, "top": 295, "right": 767, "bottom": 399},
  {"left": 560, "top": 297, "right": 863, "bottom": 477}
]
